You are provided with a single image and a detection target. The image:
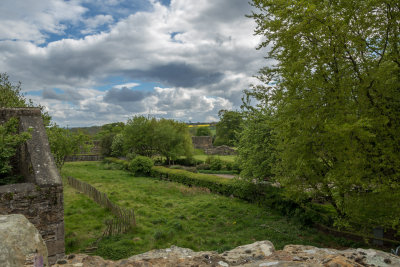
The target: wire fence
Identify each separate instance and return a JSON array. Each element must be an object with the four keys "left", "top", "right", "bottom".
[{"left": 67, "top": 176, "right": 136, "bottom": 236}]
